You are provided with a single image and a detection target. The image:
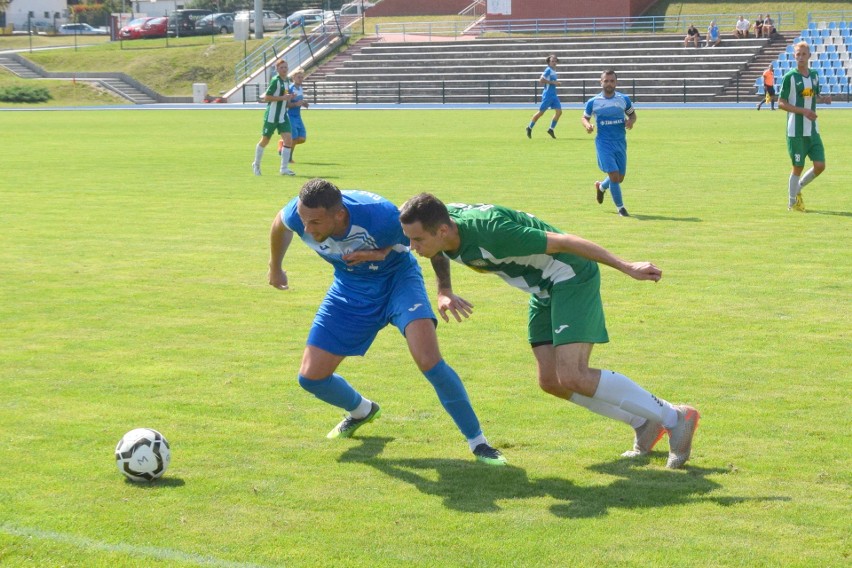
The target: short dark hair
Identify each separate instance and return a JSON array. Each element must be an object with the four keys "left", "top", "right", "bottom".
[
  {"left": 299, "top": 178, "right": 342, "bottom": 210},
  {"left": 601, "top": 69, "right": 617, "bottom": 79},
  {"left": 547, "top": 54, "right": 558, "bottom": 64},
  {"left": 399, "top": 193, "right": 451, "bottom": 233}
]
